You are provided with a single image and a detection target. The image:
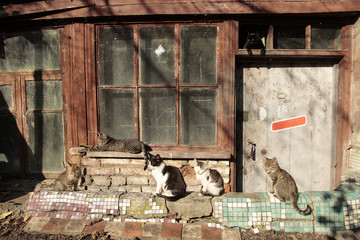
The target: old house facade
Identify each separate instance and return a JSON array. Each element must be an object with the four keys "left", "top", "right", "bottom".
[{"left": 0, "top": 1, "right": 359, "bottom": 193}]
